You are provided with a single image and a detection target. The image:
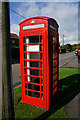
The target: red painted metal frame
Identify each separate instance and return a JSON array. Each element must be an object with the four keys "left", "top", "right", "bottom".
[
  {"left": 19, "top": 16, "right": 59, "bottom": 109},
  {"left": 22, "top": 32, "right": 47, "bottom": 109}
]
